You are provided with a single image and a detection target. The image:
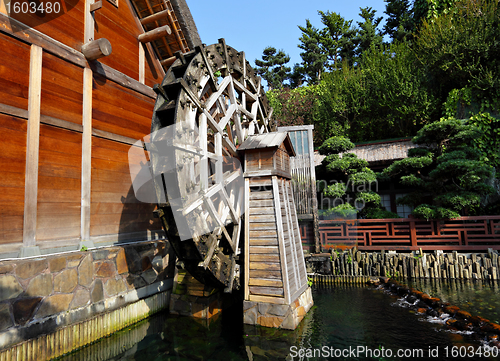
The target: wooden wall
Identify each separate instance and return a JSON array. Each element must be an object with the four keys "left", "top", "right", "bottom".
[
  {"left": 37, "top": 125, "right": 82, "bottom": 241},
  {"left": 0, "top": 33, "right": 30, "bottom": 110},
  {"left": 0, "top": 0, "right": 170, "bottom": 256},
  {"left": 0, "top": 114, "right": 26, "bottom": 246}
]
